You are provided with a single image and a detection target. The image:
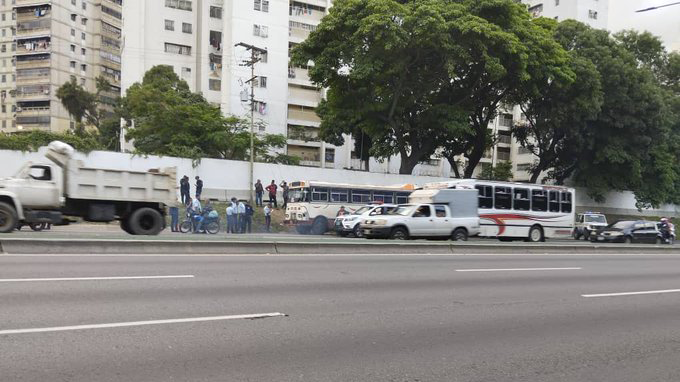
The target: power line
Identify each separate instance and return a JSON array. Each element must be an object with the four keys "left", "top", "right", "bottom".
[{"left": 636, "top": 1, "right": 680, "bottom": 12}]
